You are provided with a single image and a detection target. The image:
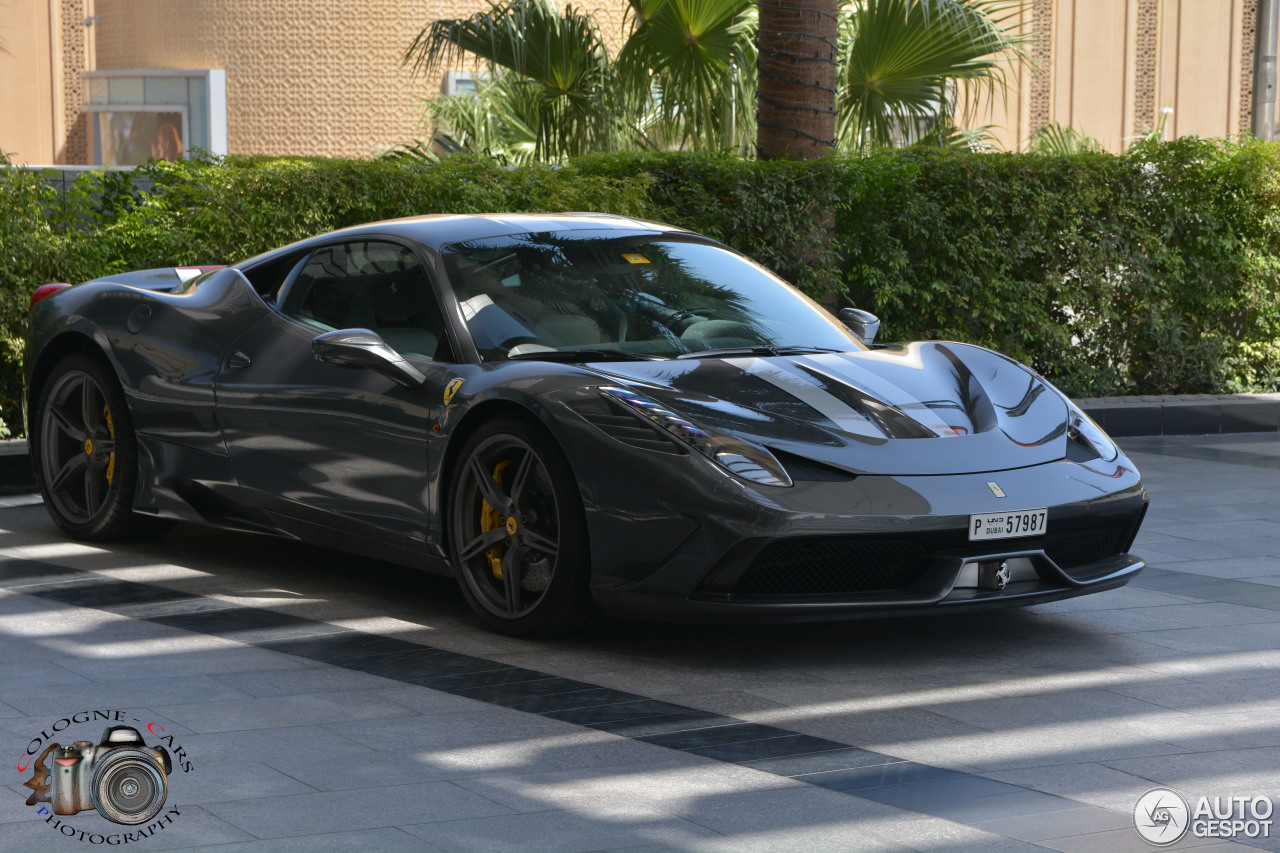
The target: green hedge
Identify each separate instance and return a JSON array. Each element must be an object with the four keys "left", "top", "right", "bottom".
[{"left": 4, "top": 139, "right": 1280, "bottom": 439}]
